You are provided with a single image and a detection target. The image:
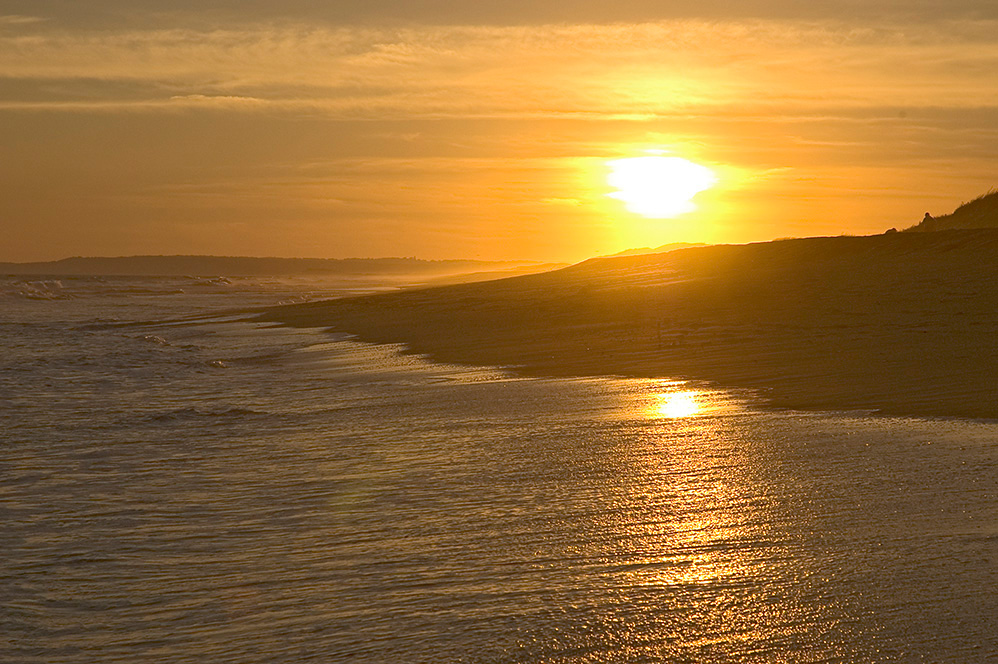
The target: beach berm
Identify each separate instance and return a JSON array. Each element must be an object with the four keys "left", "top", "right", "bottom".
[{"left": 261, "top": 229, "right": 998, "bottom": 418}]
